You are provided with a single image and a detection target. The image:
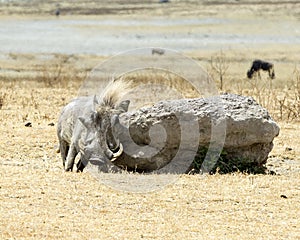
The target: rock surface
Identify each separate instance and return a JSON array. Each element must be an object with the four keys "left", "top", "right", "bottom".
[{"left": 113, "top": 93, "right": 280, "bottom": 173}]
